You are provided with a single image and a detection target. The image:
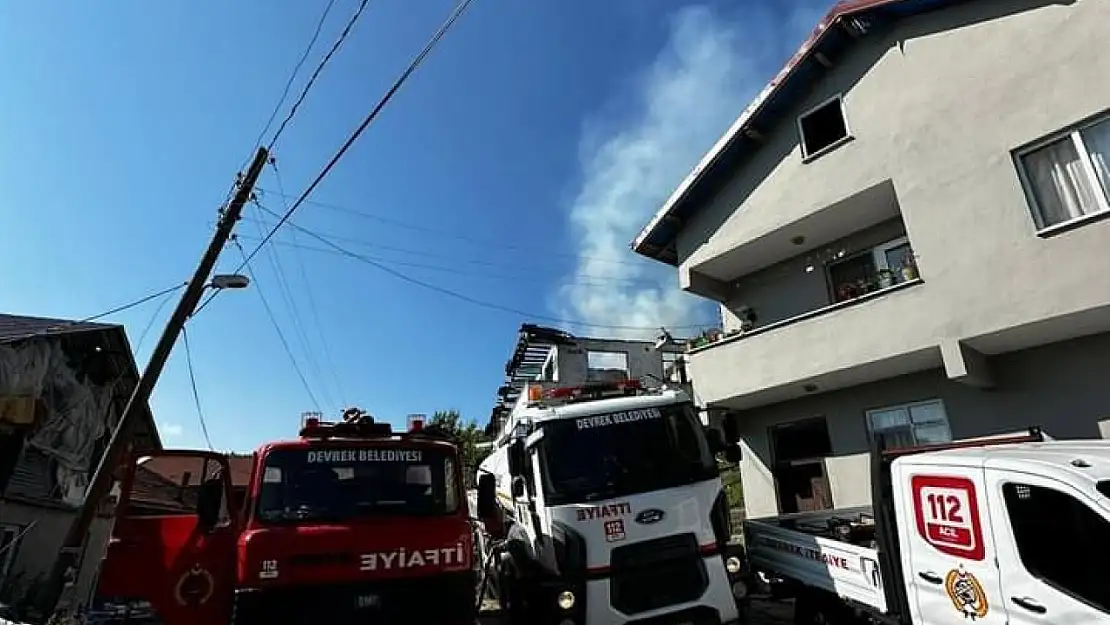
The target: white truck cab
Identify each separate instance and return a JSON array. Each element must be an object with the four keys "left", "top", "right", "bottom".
[
  {"left": 744, "top": 428, "right": 1110, "bottom": 624},
  {"left": 474, "top": 379, "right": 751, "bottom": 625}
]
